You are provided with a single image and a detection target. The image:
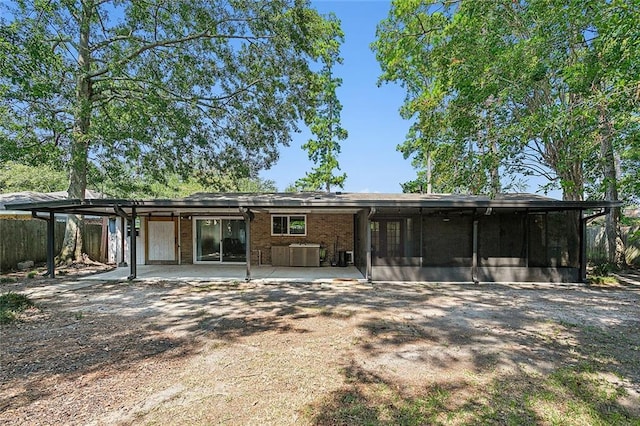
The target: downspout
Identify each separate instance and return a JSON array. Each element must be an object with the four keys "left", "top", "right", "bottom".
[
  {"left": 366, "top": 207, "right": 376, "bottom": 282},
  {"left": 240, "top": 207, "right": 252, "bottom": 282},
  {"left": 581, "top": 208, "right": 608, "bottom": 283},
  {"left": 128, "top": 207, "right": 137, "bottom": 280}
]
